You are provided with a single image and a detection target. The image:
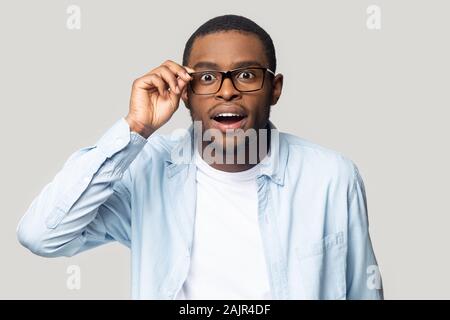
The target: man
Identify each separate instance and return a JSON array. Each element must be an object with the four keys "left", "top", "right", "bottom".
[{"left": 17, "top": 14, "right": 383, "bottom": 299}]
